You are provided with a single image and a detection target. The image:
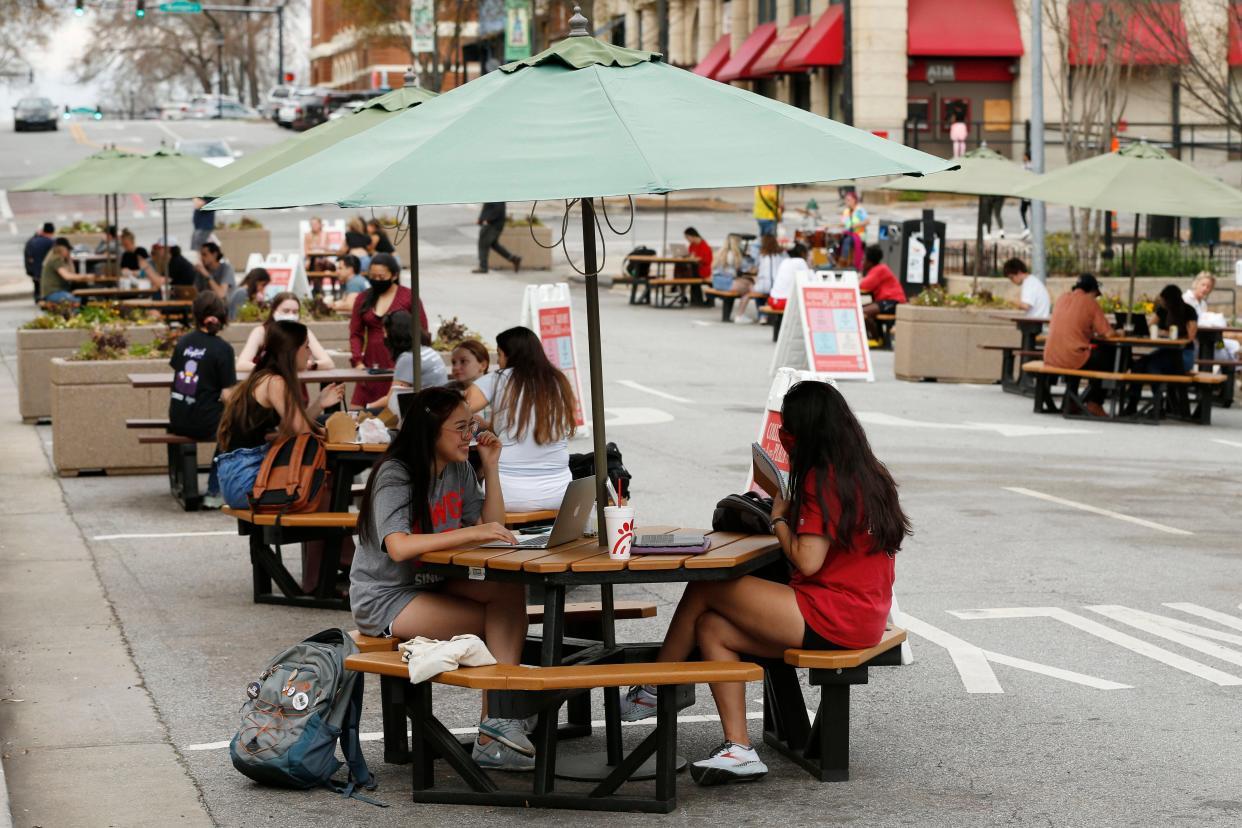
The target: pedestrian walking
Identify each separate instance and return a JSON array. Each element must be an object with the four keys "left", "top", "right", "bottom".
[
  {"left": 23, "top": 221, "right": 55, "bottom": 303},
  {"left": 753, "top": 185, "right": 782, "bottom": 237},
  {"left": 949, "top": 116, "right": 968, "bottom": 157},
  {"left": 982, "top": 195, "right": 1005, "bottom": 239},
  {"left": 473, "top": 202, "right": 521, "bottom": 273},
  {"left": 191, "top": 198, "right": 216, "bottom": 251},
  {"left": 1019, "top": 152, "right": 1032, "bottom": 240}
]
